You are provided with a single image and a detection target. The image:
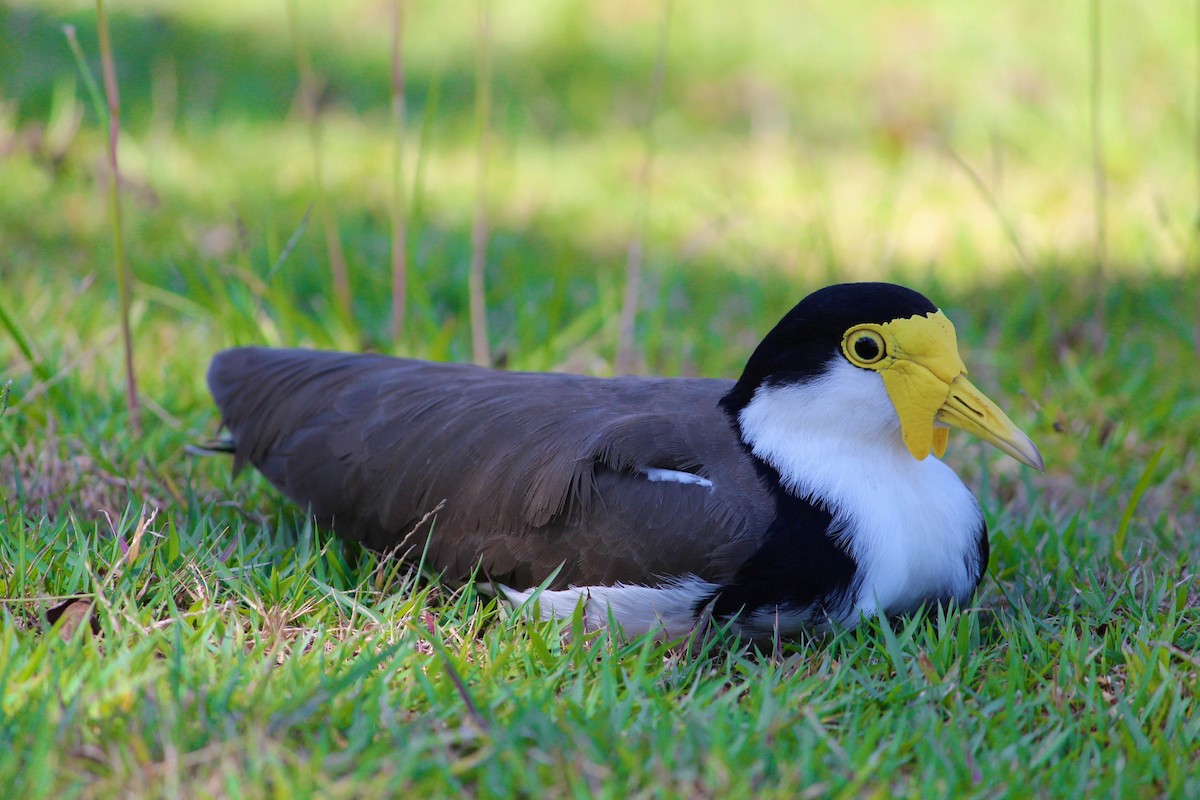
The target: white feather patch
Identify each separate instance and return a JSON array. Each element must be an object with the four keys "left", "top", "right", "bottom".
[
  {"left": 640, "top": 467, "right": 713, "bottom": 487},
  {"left": 497, "top": 577, "right": 719, "bottom": 639},
  {"left": 738, "top": 358, "right": 984, "bottom": 626}
]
